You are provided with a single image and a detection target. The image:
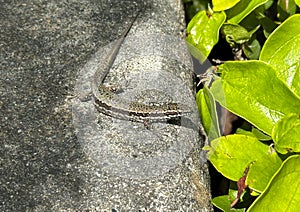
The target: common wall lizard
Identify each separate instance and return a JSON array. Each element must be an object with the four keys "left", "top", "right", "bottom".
[{"left": 91, "top": 13, "right": 191, "bottom": 123}]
